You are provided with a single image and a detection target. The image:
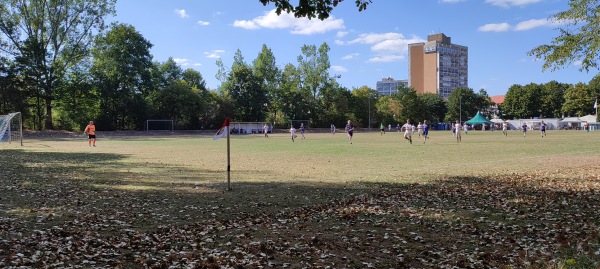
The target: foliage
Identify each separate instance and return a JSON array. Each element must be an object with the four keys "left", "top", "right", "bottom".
[
  {"left": 542, "top": 81, "right": 568, "bottom": 118},
  {"left": 259, "top": 0, "right": 372, "bottom": 20},
  {"left": 418, "top": 92, "right": 447, "bottom": 123},
  {"left": 445, "top": 87, "right": 481, "bottom": 122},
  {"left": 91, "top": 23, "right": 153, "bottom": 130},
  {"left": 0, "top": 0, "right": 116, "bottom": 129},
  {"left": 562, "top": 82, "right": 594, "bottom": 116},
  {"left": 501, "top": 84, "right": 545, "bottom": 119},
  {"left": 528, "top": 0, "right": 600, "bottom": 72}
]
